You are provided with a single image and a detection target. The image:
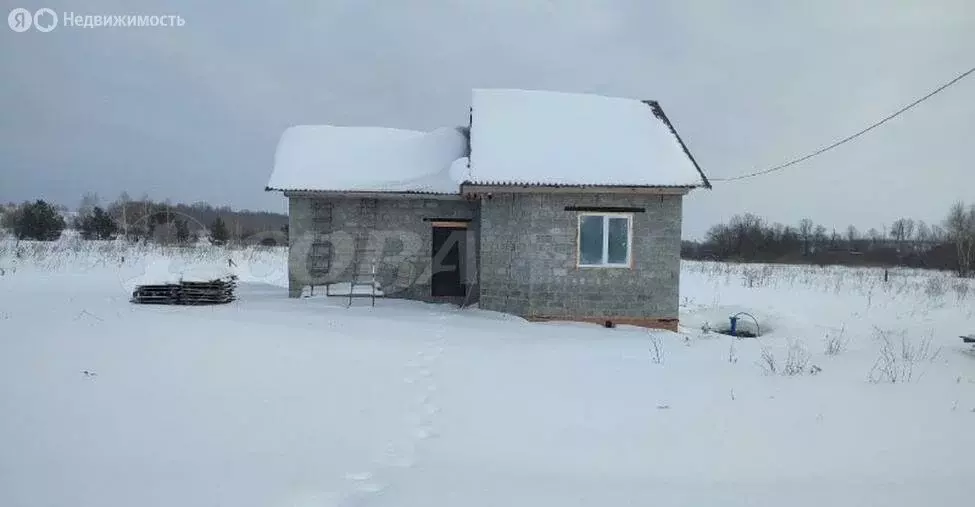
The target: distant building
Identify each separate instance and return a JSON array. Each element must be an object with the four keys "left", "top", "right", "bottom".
[{"left": 266, "top": 89, "right": 710, "bottom": 330}]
